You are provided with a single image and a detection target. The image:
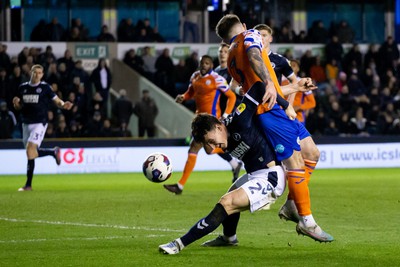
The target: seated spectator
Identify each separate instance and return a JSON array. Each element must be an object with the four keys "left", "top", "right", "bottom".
[
  {"left": 85, "top": 111, "right": 103, "bottom": 137},
  {"left": 150, "top": 27, "right": 165, "bottom": 43},
  {"left": 57, "top": 49, "right": 75, "bottom": 74},
  {"left": 45, "top": 122, "right": 56, "bottom": 138},
  {"left": 0, "top": 44, "right": 11, "bottom": 74},
  {"left": 308, "top": 20, "right": 328, "bottom": 43},
  {"left": 115, "top": 122, "right": 132, "bottom": 137},
  {"left": 99, "top": 118, "right": 114, "bottom": 137},
  {"left": 97, "top": 25, "right": 116, "bottom": 42},
  {"left": 39, "top": 45, "right": 57, "bottom": 69},
  {"left": 67, "top": 27, "right": 87, "bottom": 42},
  {"left": 349, "top": 107, "right": 369, "bottom": 136},
  {"left": 71, "top": 18, "right": 89, "bottom": 41}
]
